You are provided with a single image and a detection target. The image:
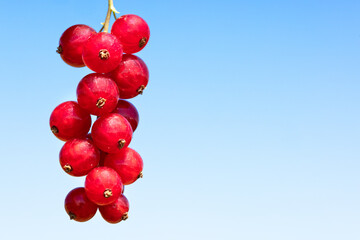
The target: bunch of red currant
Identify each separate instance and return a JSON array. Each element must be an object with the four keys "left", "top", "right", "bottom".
[{"left": 49, "top": 0, "right": 149, "bottom": 223}]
